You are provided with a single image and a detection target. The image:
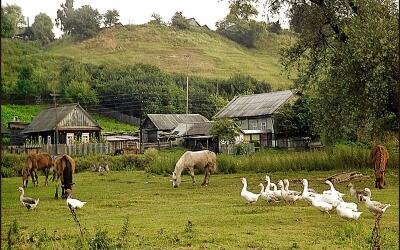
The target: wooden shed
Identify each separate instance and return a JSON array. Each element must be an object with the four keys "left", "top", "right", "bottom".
[{"left": 23, "top": 103, "right": 101, "bottom": 145}]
